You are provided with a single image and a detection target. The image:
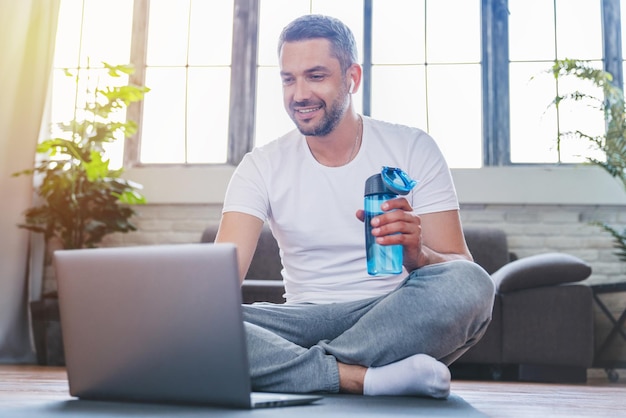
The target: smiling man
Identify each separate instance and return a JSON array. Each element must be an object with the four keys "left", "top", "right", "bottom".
[{"left": 215, "top": 14, "right": 494, "bottom": 399}]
